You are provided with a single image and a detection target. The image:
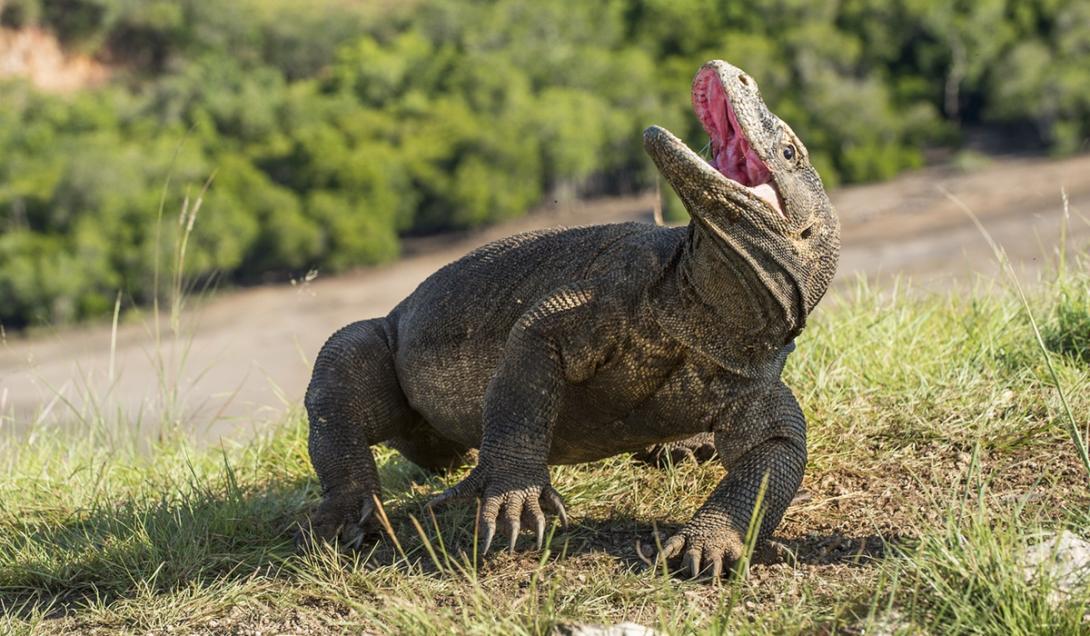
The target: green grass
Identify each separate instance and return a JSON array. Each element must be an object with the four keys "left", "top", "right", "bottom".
[
  {"left": 884, "top": 503, "right": 1090, "bottom": 634},
  {"left": 2, "top": 264, "right": 1089, "bottom": 634},
  {"left": 1045, "top": 273, "right": 1090, "bottom": 365}
]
